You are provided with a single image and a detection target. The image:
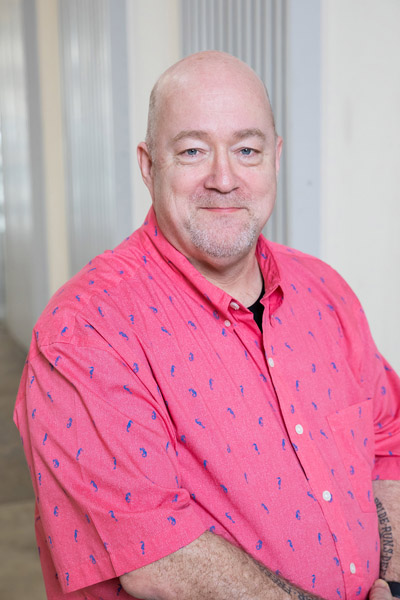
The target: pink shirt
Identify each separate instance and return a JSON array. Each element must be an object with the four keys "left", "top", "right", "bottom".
[{"left": 15, "top": 208, "right": 400, "bottom": 600}]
